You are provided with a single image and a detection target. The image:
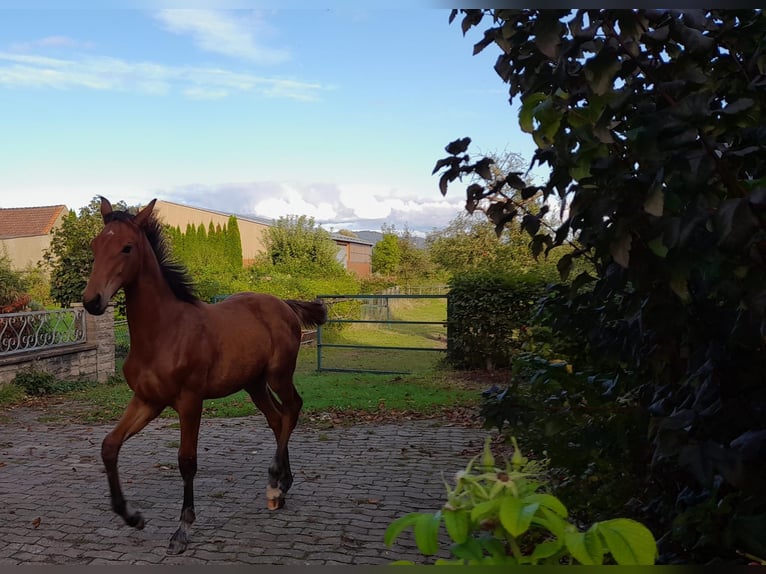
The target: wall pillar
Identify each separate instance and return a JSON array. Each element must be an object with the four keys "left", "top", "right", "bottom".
[{"left": 73, "top": 302, "right": 115, "bottom": 383}]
